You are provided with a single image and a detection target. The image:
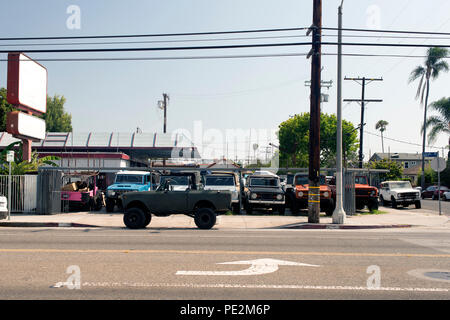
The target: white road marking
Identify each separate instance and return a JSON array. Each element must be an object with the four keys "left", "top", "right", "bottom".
[
  {"left": 176, "top": 258, "right": 319, "bottom": 276},
  {"left": 73, "top": 282, "right": 449, "bottom": 292}
]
